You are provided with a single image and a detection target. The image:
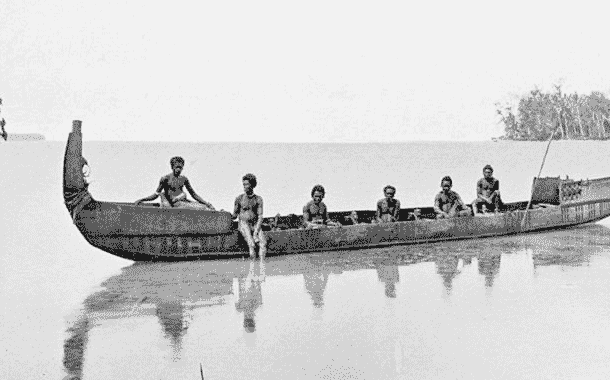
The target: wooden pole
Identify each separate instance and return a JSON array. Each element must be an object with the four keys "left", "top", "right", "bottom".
[{"left": 521, "top": 126, "right": 558, "bottom": 228}]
